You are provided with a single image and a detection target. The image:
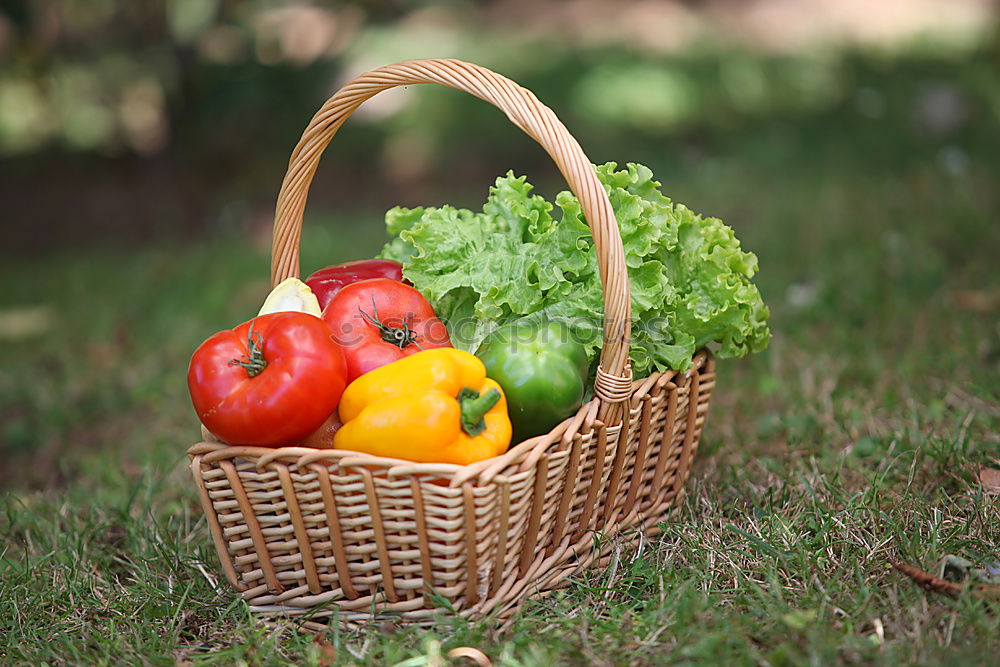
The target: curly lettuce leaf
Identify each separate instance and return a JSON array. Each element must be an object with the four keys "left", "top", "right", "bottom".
[{"left": 380, "top": 162, "right": 770, "bottom": 374}]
